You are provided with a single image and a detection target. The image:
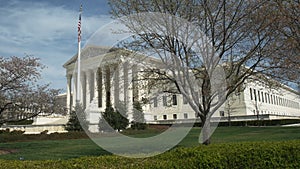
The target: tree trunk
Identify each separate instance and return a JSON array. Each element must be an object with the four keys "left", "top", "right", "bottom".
[{"left": 200, "top": 115, "right": 211, "bottom": 145}]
